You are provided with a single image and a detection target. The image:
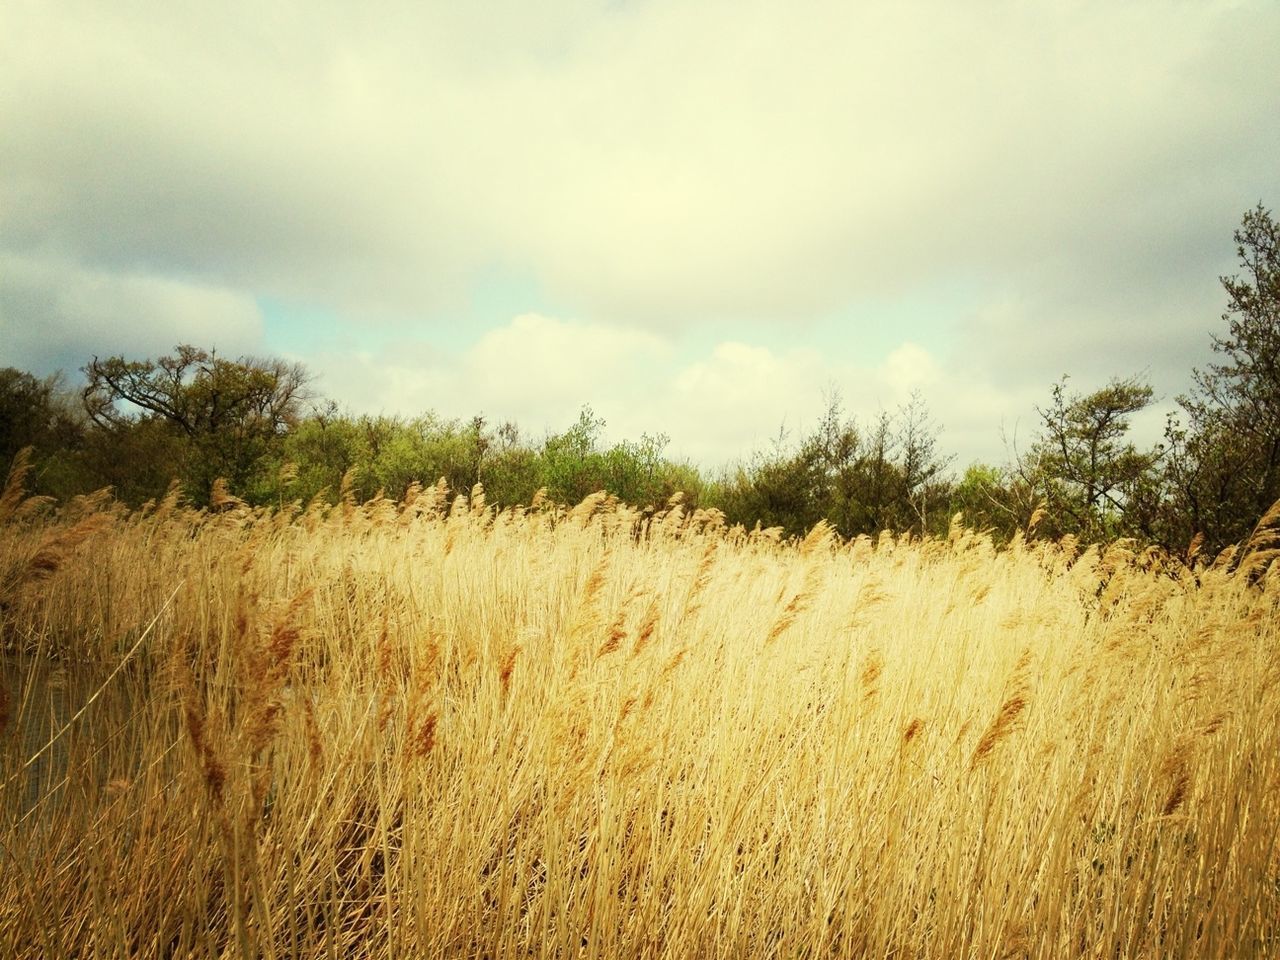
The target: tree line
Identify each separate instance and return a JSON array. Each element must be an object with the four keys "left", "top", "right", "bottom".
[{"left": 3, "top": 205, "right": 1277, "bottom": 555}]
